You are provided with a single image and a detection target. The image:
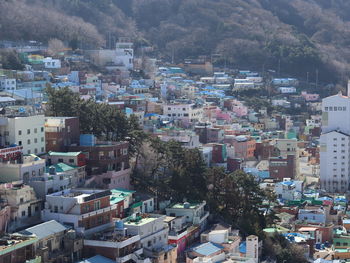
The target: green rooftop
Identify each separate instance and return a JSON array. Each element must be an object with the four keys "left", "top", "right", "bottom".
[
  {"left": 48, "top": 151, "right": 82, "bottom": 157},
  {"left": 46, "top": 163, "right": 77, "bottom": 173},
  {"left": 111, "top": 188, "right": 135, "bottom": 197},
  {"left": 110, "top": 196, "right": 125, "bottom": 205}
]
